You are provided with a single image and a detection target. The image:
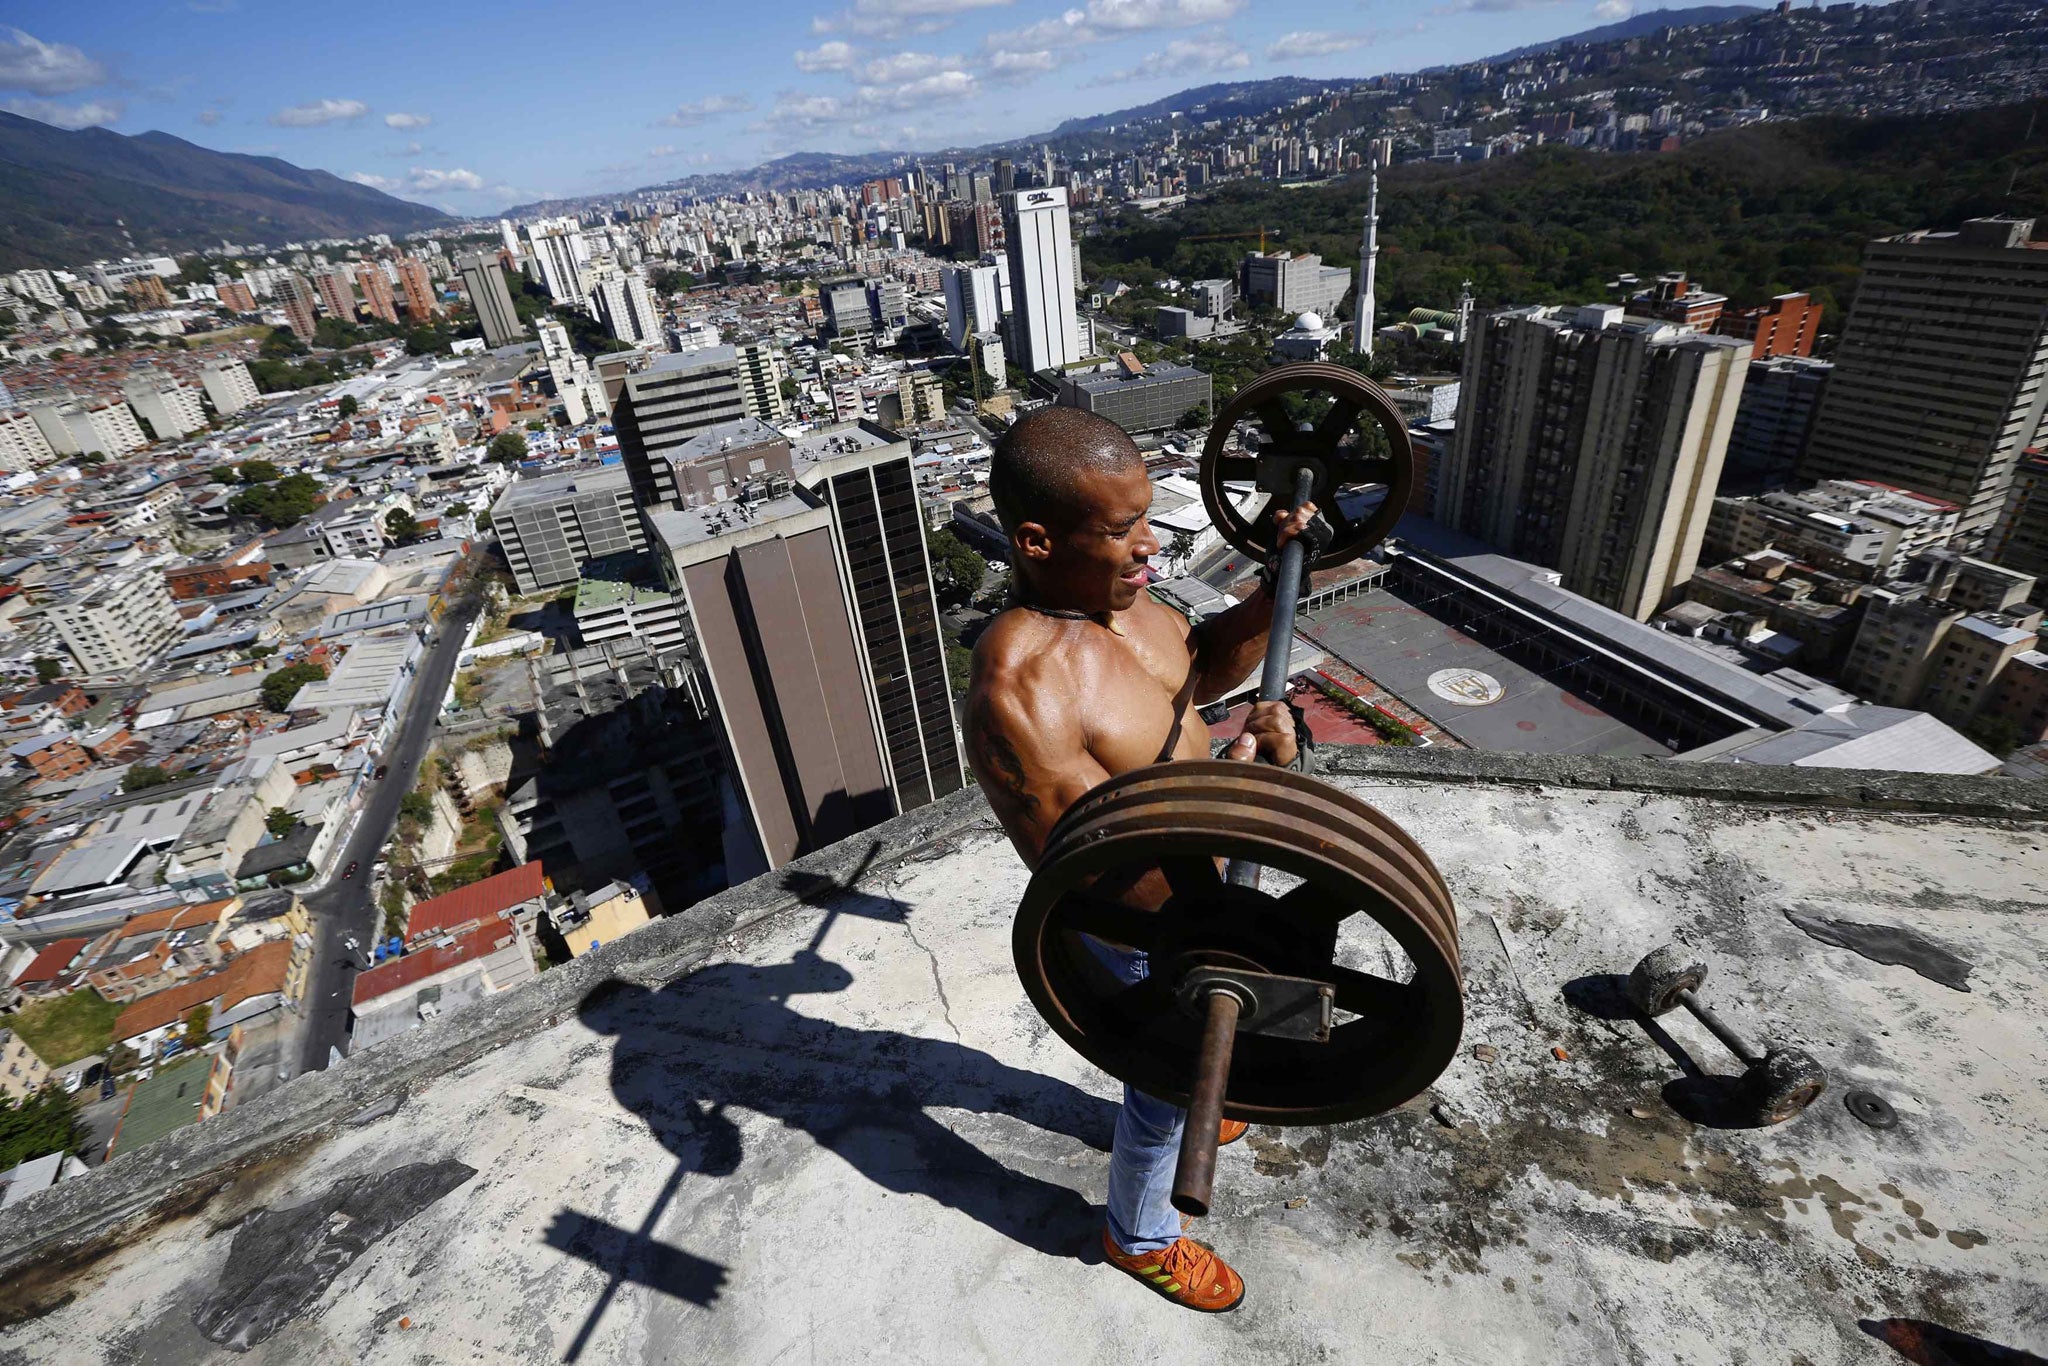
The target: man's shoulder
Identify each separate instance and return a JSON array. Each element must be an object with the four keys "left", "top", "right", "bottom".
[{"left": 969, "top": 610, "right": 1079, "bottom": 714}]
